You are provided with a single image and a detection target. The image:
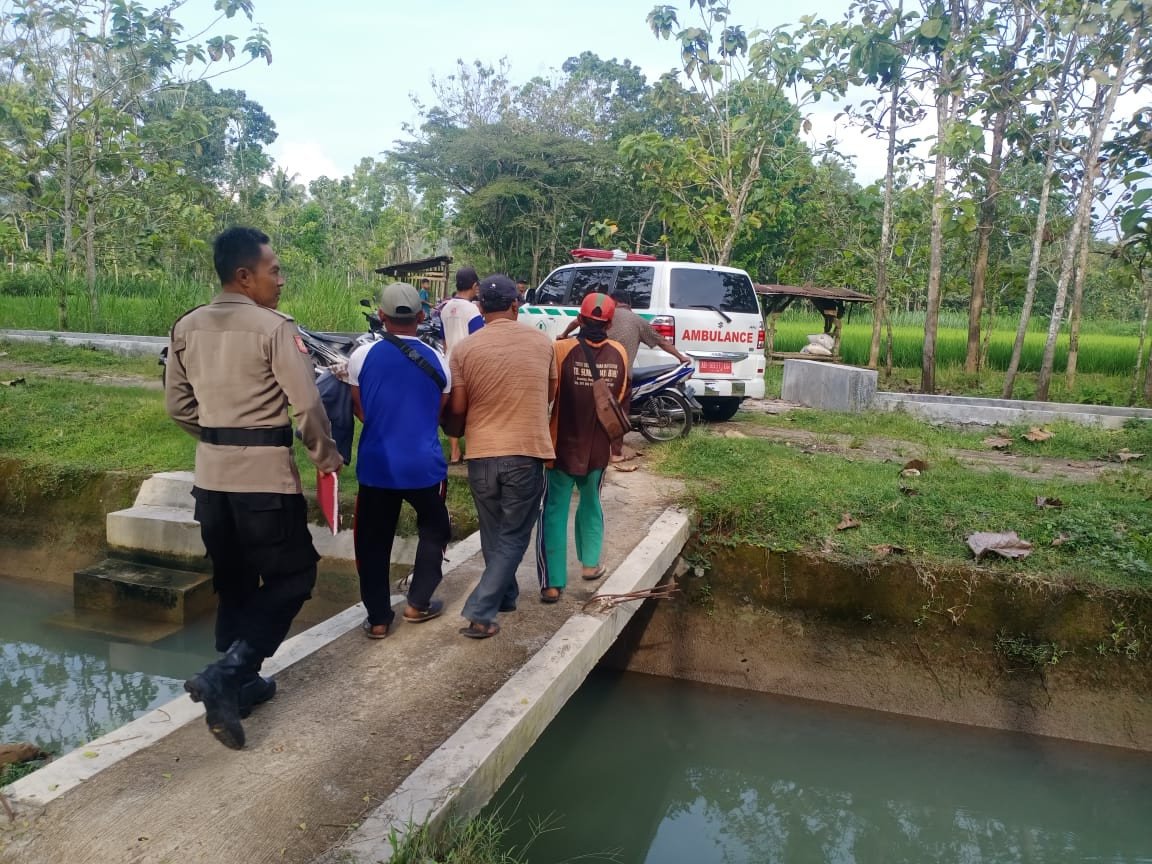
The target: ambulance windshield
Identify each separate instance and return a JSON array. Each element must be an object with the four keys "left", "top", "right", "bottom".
[{"left": 669, "top": 269, "right": 758, "bottom": 314}]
